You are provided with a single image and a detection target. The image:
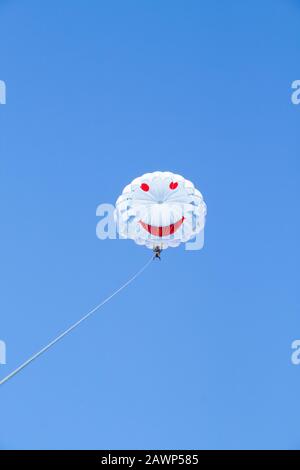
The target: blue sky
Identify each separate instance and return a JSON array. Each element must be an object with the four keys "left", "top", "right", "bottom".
[{"left": 0, "top": 0, "right": 299, "bottom": 450}]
